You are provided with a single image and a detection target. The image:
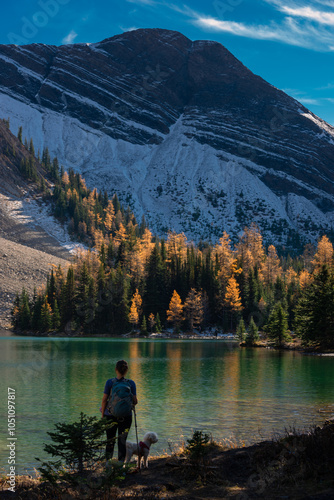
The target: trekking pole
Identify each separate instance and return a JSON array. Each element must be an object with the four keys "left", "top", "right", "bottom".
[{"left": 133, "top": 405, "right": 141, "bottom": 472}]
